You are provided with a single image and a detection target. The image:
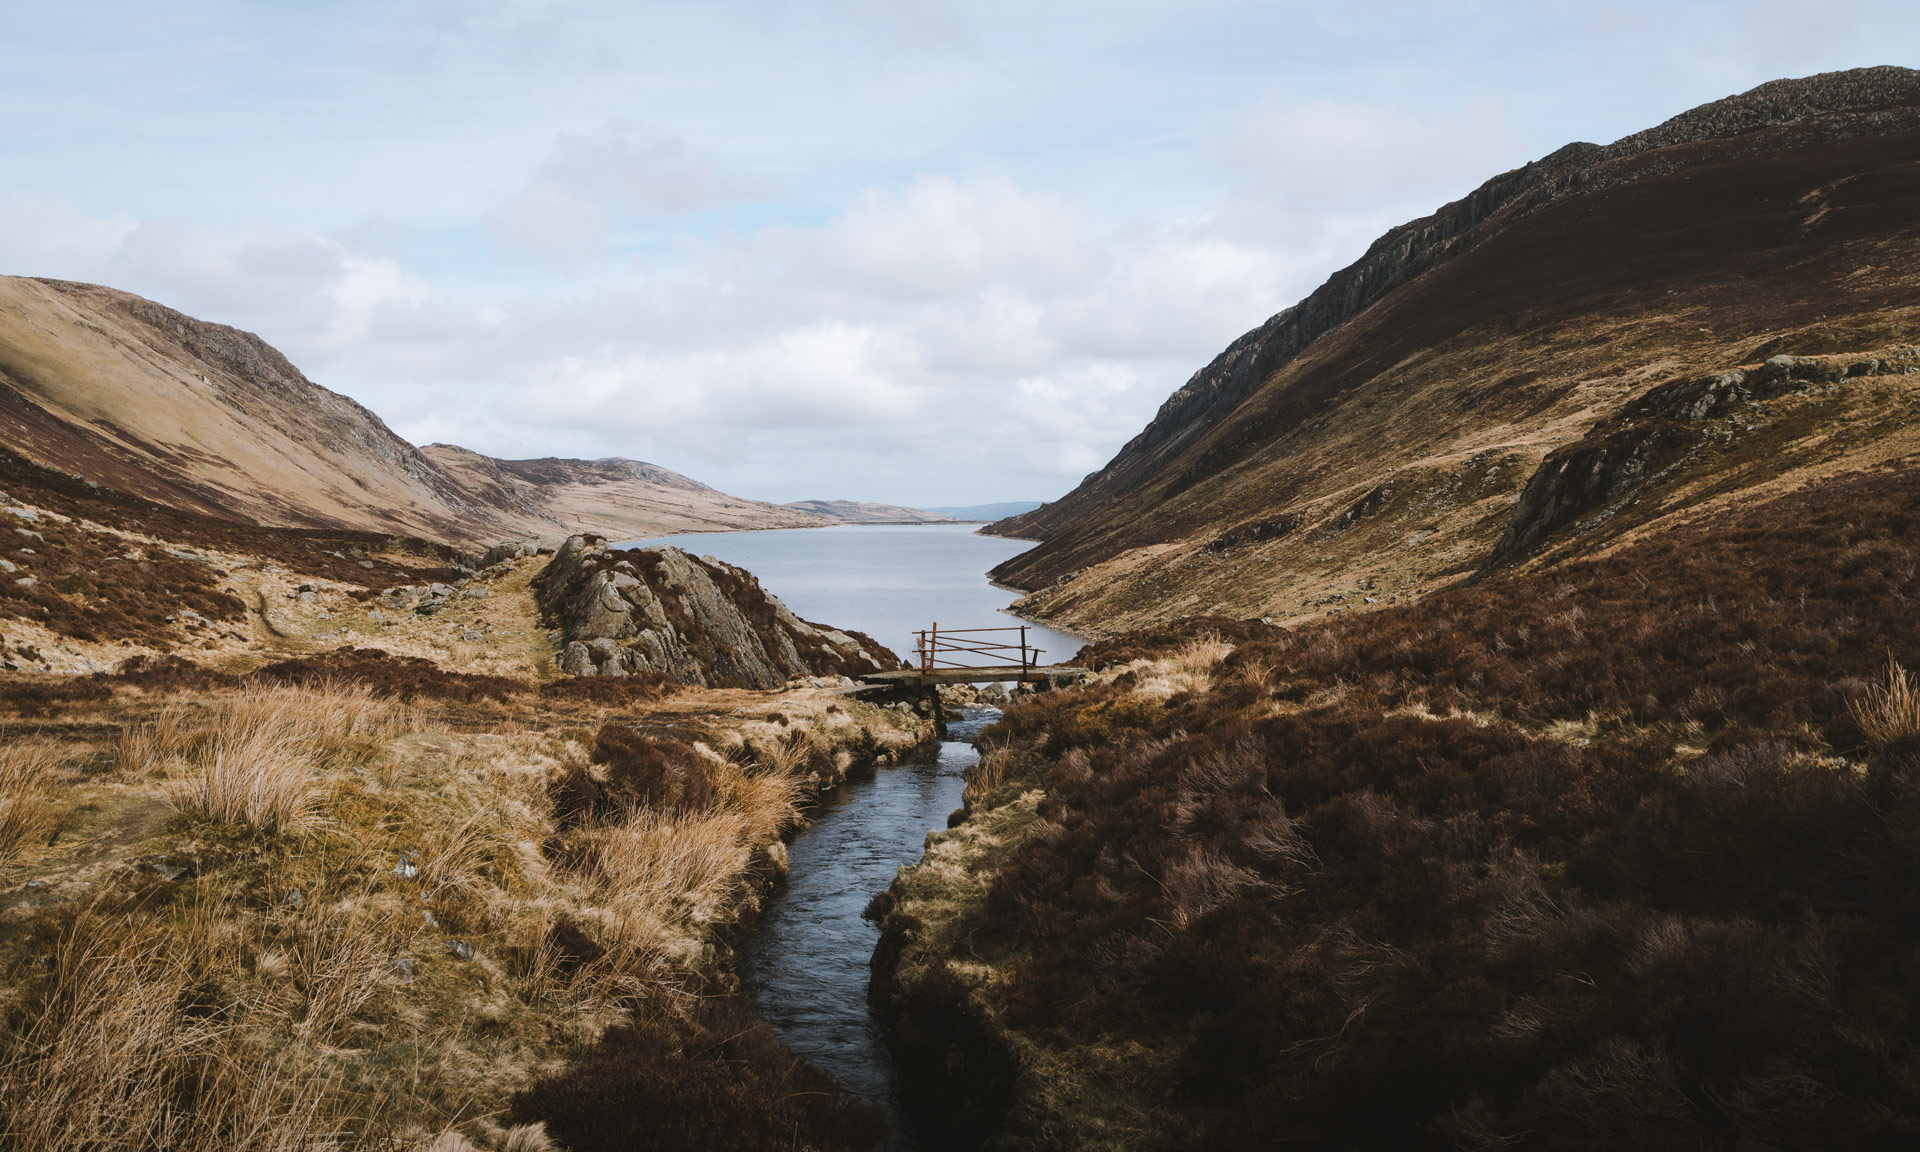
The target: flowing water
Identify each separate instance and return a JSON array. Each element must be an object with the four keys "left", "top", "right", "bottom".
[
  {"left": 740, "top": 706, "right": 999, "bottom": 1148},
  {"left": 624, "top": 524, "right": 1080, "bottom": 1147}
]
